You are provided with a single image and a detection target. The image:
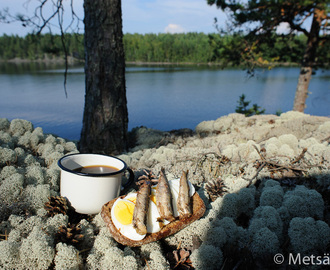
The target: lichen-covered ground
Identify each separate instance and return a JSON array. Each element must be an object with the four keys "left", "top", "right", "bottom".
[{"left": 0, "top": 111, "right": 329, "bottom": 269}]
